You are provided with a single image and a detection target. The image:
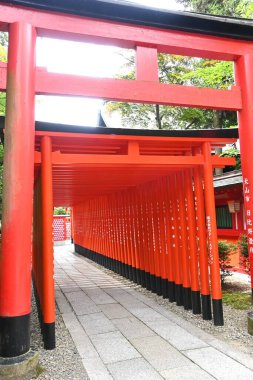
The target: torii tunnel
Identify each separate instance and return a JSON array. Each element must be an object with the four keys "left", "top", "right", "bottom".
[{"left": 0, "top": 0, "right": 253, "bottom": 362}]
